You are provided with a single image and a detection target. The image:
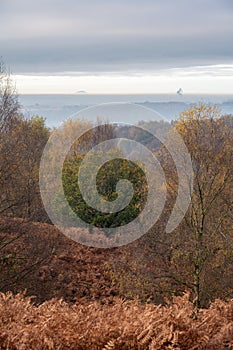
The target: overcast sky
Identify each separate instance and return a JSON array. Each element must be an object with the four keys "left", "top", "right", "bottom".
[{"left": 1, "top": 0, "right": 233, "bottom": 93}]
